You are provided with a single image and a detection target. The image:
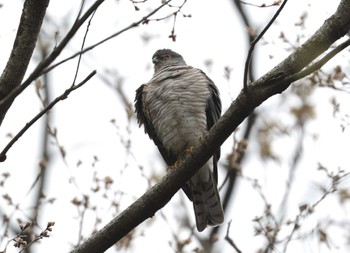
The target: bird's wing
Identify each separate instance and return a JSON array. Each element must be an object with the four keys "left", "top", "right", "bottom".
[
  {"left": 135, "top": 84, "right": 177, "bottom": 166},
  {"left": 189, "top": 72, "right": 223, "bottom": 231},
  {"left": 205, "top": 75, "right": 221, "bottom": 130},
  {"left": 203, "top": 73, "right": 222, "bottom": 184}
]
